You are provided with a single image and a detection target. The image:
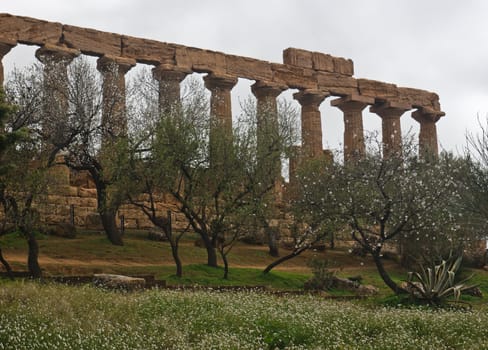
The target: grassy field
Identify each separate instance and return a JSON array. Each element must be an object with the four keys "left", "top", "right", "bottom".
[
  {"left": 2, "top": 231, "right": 488, "bottom": 349},
  {"left": 1, "top": 281, "right": 488, "bottom": 350},
  {"left": 0, "top": 229, "right": 408, "bottom": 292}
]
